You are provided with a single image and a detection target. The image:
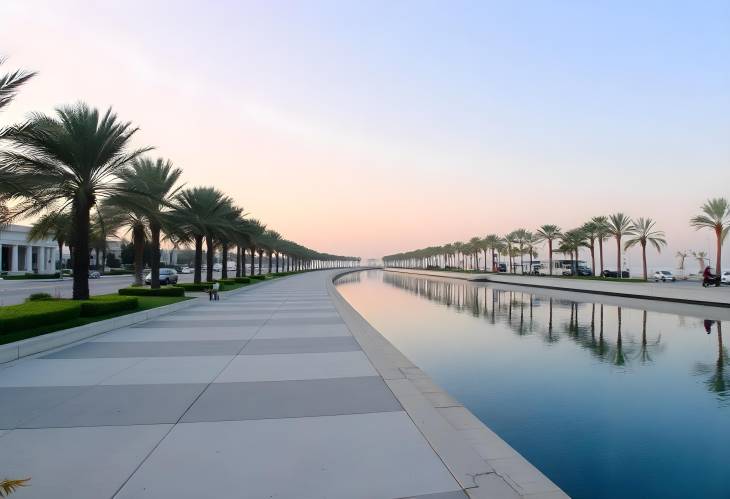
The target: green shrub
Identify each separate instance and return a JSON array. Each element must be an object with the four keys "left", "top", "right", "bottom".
[
  {"left": 176, "top": 282, "right": 224, "bottom": 292},
  {"left": 106, "top": 269, "right": 134, "bottom": 275},
  {"left": 250, "top": 274, "right": 267, "bottom": 280},
  {"left": 234, "top": 277, "right": 251, "bottom": 284},
  {"left": 0, "top": 301, "right": 82, "bottom": 333},
  {"left": 80, "top": 295, "right": 138, "bottom": 317},
  {"left": 28, "top": 292, "right": 54, "bottom": 301},
  {"left": 118, "top": 286, "right": 185, "bottom": 297},
  {"left": 217, "top": 278, "right": 237, "bottom": 284}
]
